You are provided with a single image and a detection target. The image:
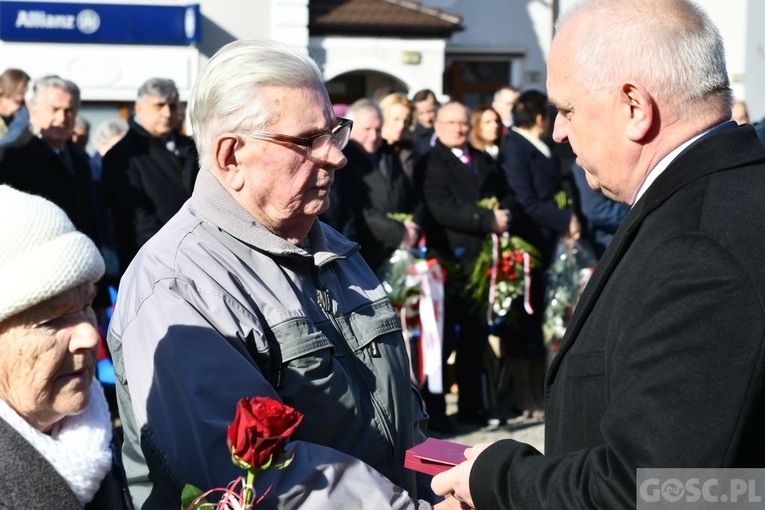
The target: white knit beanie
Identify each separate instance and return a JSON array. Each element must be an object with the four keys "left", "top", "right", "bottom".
[{"left": 0, "top": 185, "right": 105, "bottom": 323}]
